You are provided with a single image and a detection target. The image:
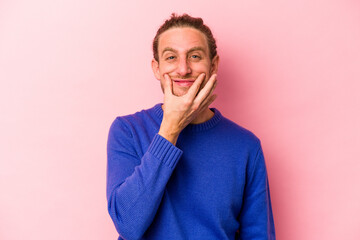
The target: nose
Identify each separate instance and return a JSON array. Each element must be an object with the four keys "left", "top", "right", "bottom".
[{"left": 176, "top": 57, "right": 192, "bottom": 76}]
